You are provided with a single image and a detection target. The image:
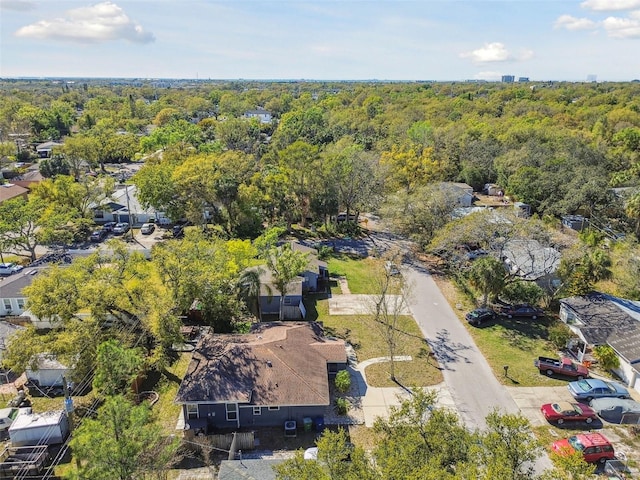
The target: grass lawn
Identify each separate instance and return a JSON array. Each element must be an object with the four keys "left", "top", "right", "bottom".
[
  {"left": 305, "top": 295, "right": 443, "bottom": 388},
  {"left": 327, "top": 254, "right": 381, "bottom": 294},
  {"left": 149, "top": 353, "right": 192, "bottom": 433},
  {"left": 429, "top": 271, "right": 570, "bottom": 387}
]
